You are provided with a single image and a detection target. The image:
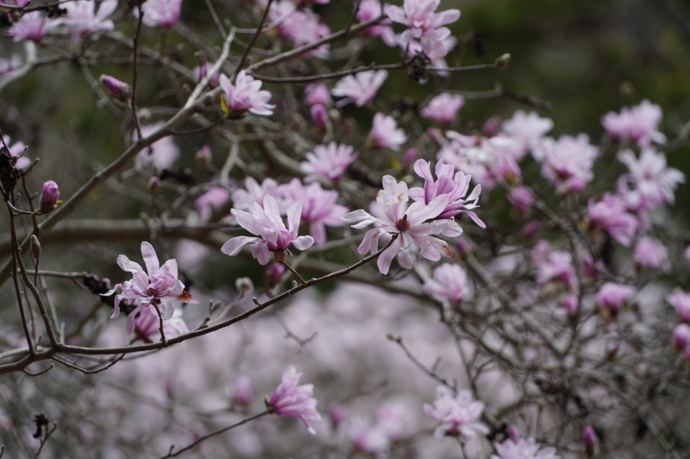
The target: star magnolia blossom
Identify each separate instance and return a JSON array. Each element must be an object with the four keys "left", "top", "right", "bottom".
[
  {"left": 270, "top": 0, "right": 331, "bottom": 57},
  {"left": 221, "top": 196, "right": 314, "bottom": 265},
  {"left": 385, "top": 0, "right": 460, "bottom": 57},
  {"left": 537, "top": 134, "right": 597, "bottom": 193},
  {"left": 303, "top": 83, "right": 332, "bottom": 107},
  {"left": 537, "top": 250, "right": 577, "bottom": 293},
  {"left": 422, "top": 263, "right": 471, "bottom": 304},
  {"left": 231, "top": 177, "right": 280, "bottom": 210},
  {"left": 60, "top": 0, "right": 116, "bottom": 43},
  {"left": 633, "top": 236, "right": 669, "bottom": 270},
  {"left": 502, "top": 110, "right": 554, "bottom": 158},
  {"left": 587, "top": 193, "right": 638, "bottom": 246},
  {"left": 421, "top": 93, "right": 465, "bottom": 125},
  {"left": 595, "top": 282, "right": 635, "bottom": 312},
  {"left": 423, "top": 387, "right": 489, "bottom": 440},
  {"left": 332, "top": 70, "right": 388, "bottom": 107},
  {"left": 491, "top": 436, "right": 560, "bottom": 459},
  {"left": 219, "top": 71, "right": 275, "bottom": 116},
  {"left": 279, "top": 179, "right": 348, "bottom": 244},
  {"left": 368, "top": 113, "right": 407, "bottom": 150},
  {"left": 602, "top": 100, "right": 665, "bottom": 147},
  {"left": 268, "top": 365, "right": 321, "bottom": 434},
  {"left": 347, "top": 418, "right": 391, "bottom": 453},
  {"left": 139, "top": 0, "right": 183, "bottom": 29},
  {"left": 300, "top": 142, "right": 358, "bottom": 182},
  {"left": 342, "top": 176, "right": 462, "bottom": 275},
  {"left": 357, "top": 0, "right": 397, "bottom": 46},
  {"left": 2, "top": 136, "right": 30, "bottom": 169},
  {"left": 103, "top": 242, "right": 199, "bottom": 335},
  {"left": 668, "top": 290, "right": 690, "bottom": 323},
  {"left": 618, "top": 148, "right": 684, "bottom": 208},
  {"left": 410, "top": 159, "right": 485, "bottom": 224},
  {"left": 9, "top": 12, "right": 52, "bottom": 43}
]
